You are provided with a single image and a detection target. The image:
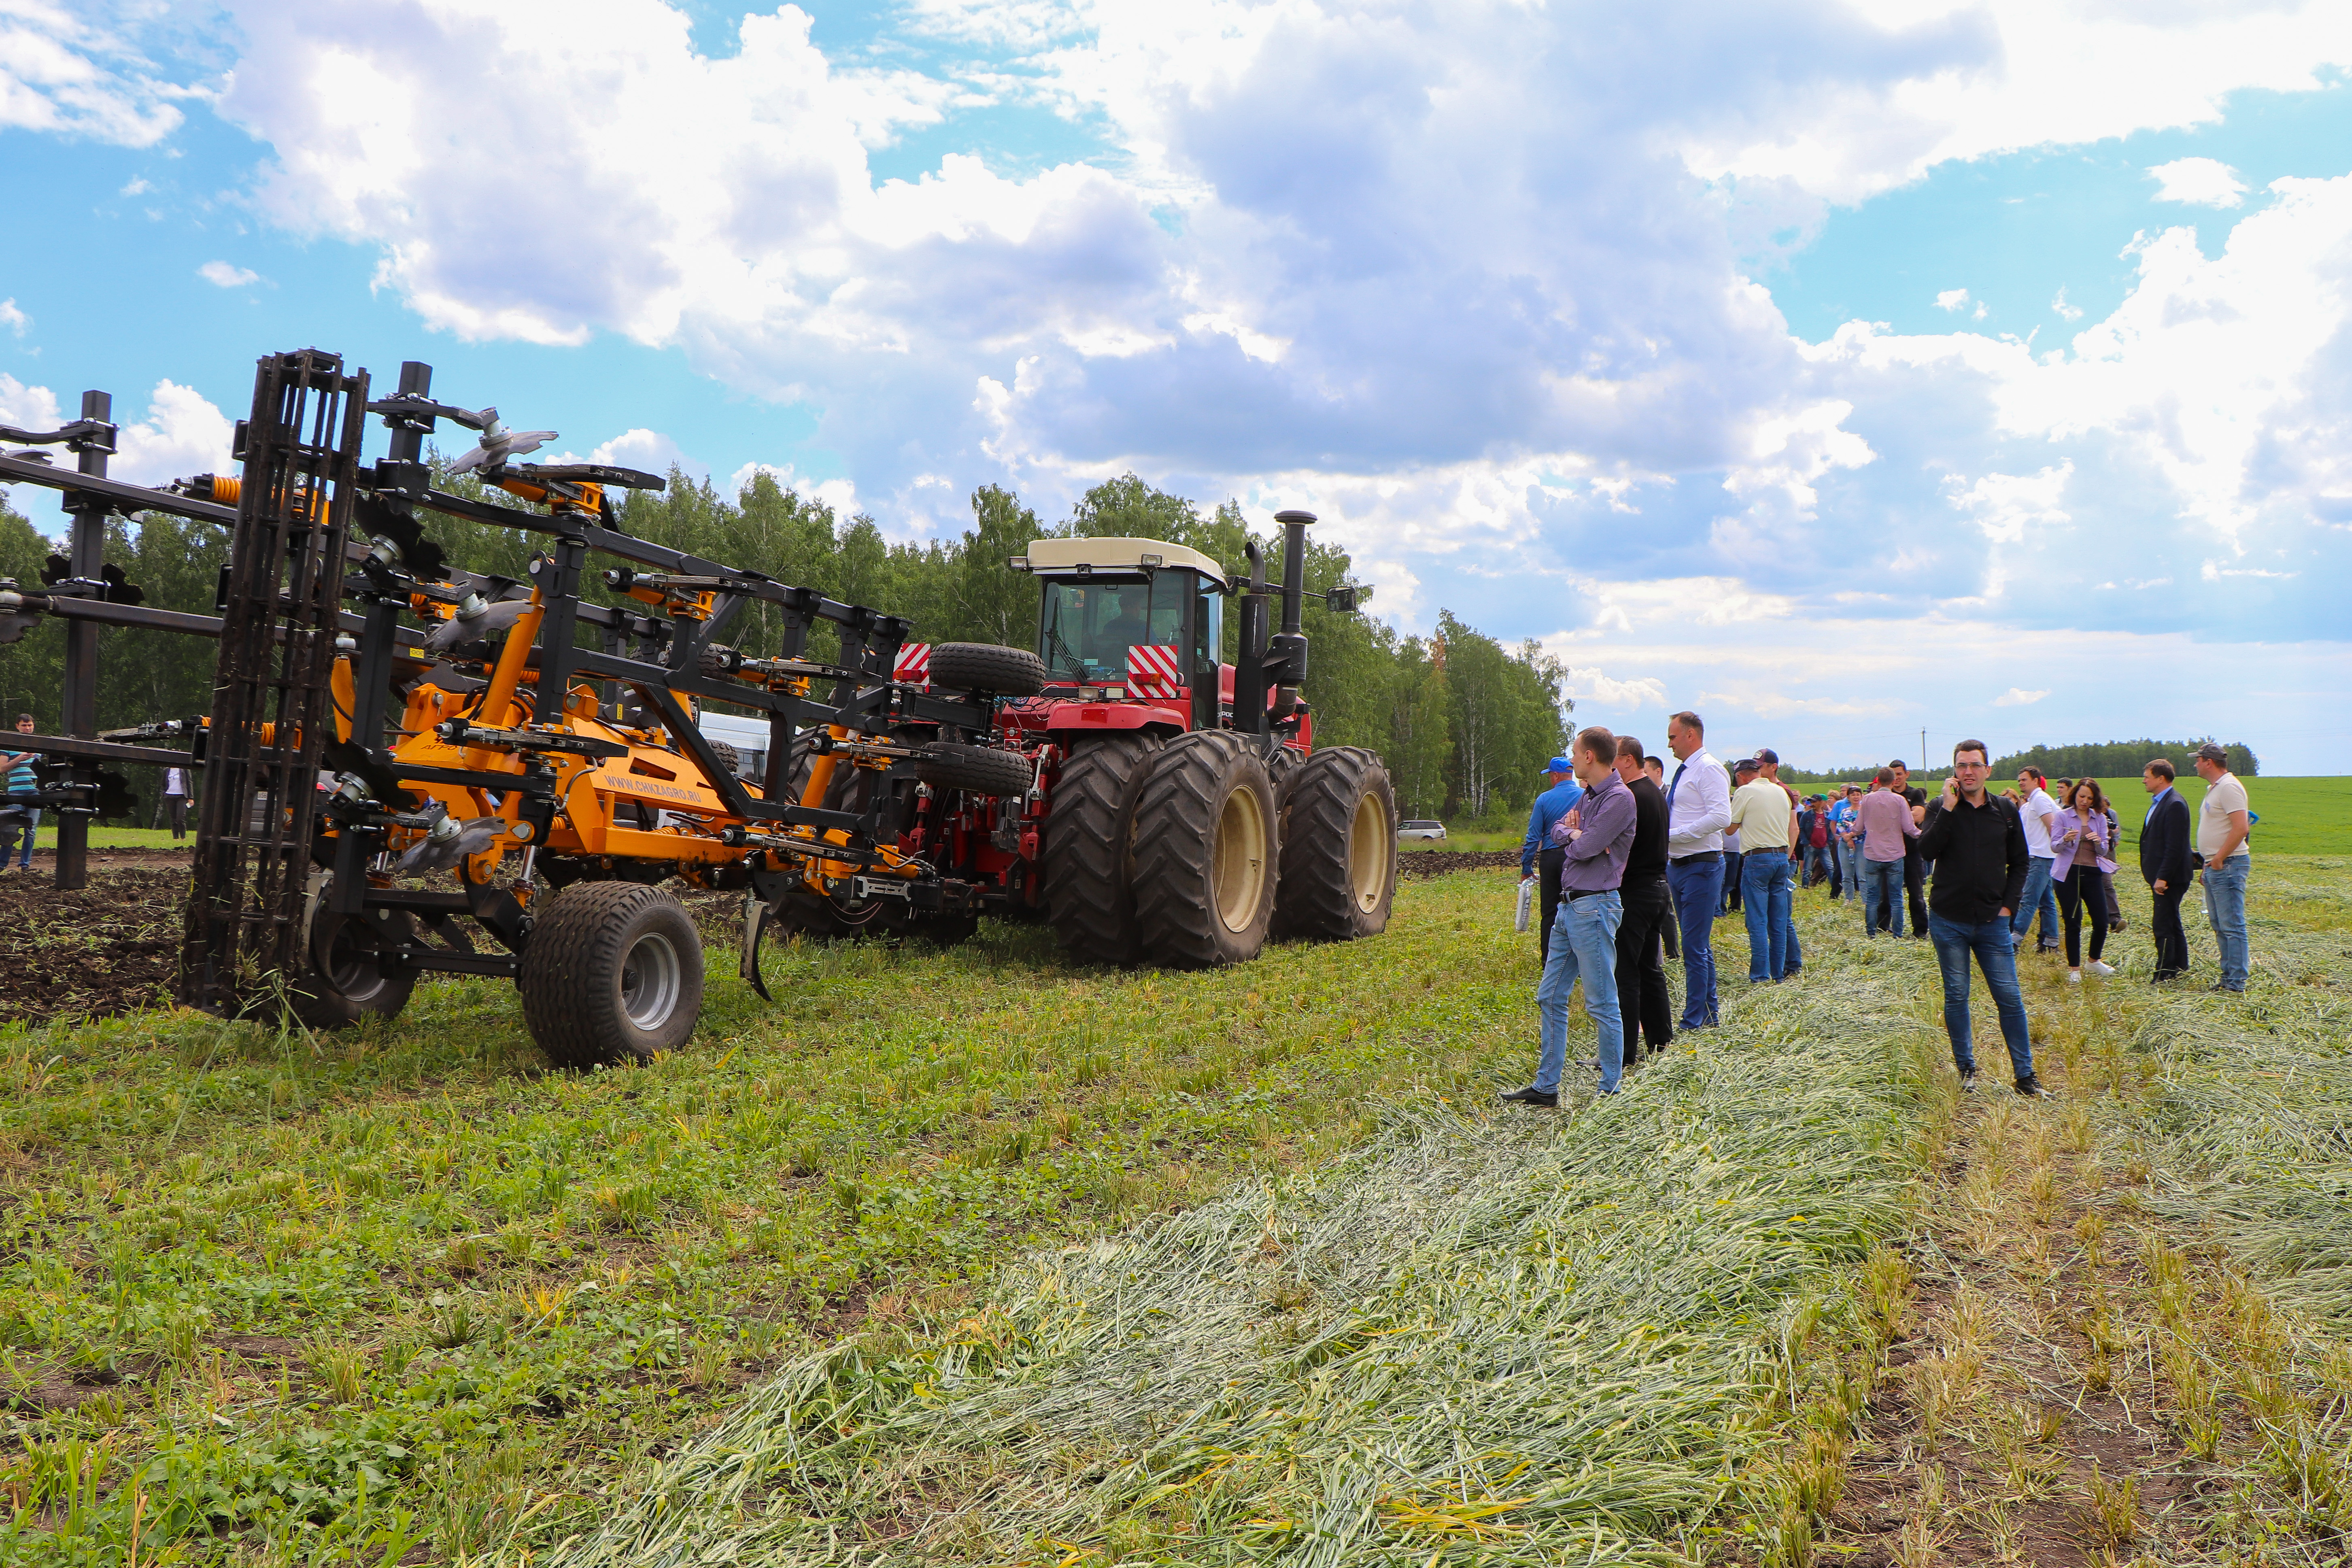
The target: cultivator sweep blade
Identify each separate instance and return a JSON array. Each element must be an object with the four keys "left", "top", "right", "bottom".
[{"left": 178, "top": 350, "right": 370, "bottom": 1016}]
